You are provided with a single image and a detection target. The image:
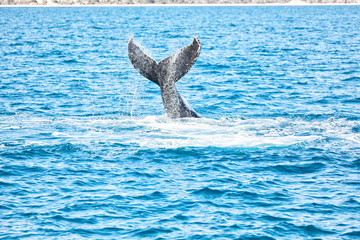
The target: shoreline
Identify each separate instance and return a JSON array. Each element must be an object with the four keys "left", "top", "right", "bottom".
[
  {"left": 1, "top": 2, "right": 360, "bottom": 6},
  {"left": 1, "top": 0, "right": 360, "bottom": 7}
]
